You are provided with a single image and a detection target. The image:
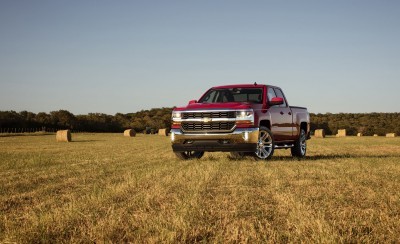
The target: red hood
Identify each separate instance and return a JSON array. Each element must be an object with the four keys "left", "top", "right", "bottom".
[{"left": 174, "top": 102, "right": 252, "bottom": 111}]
